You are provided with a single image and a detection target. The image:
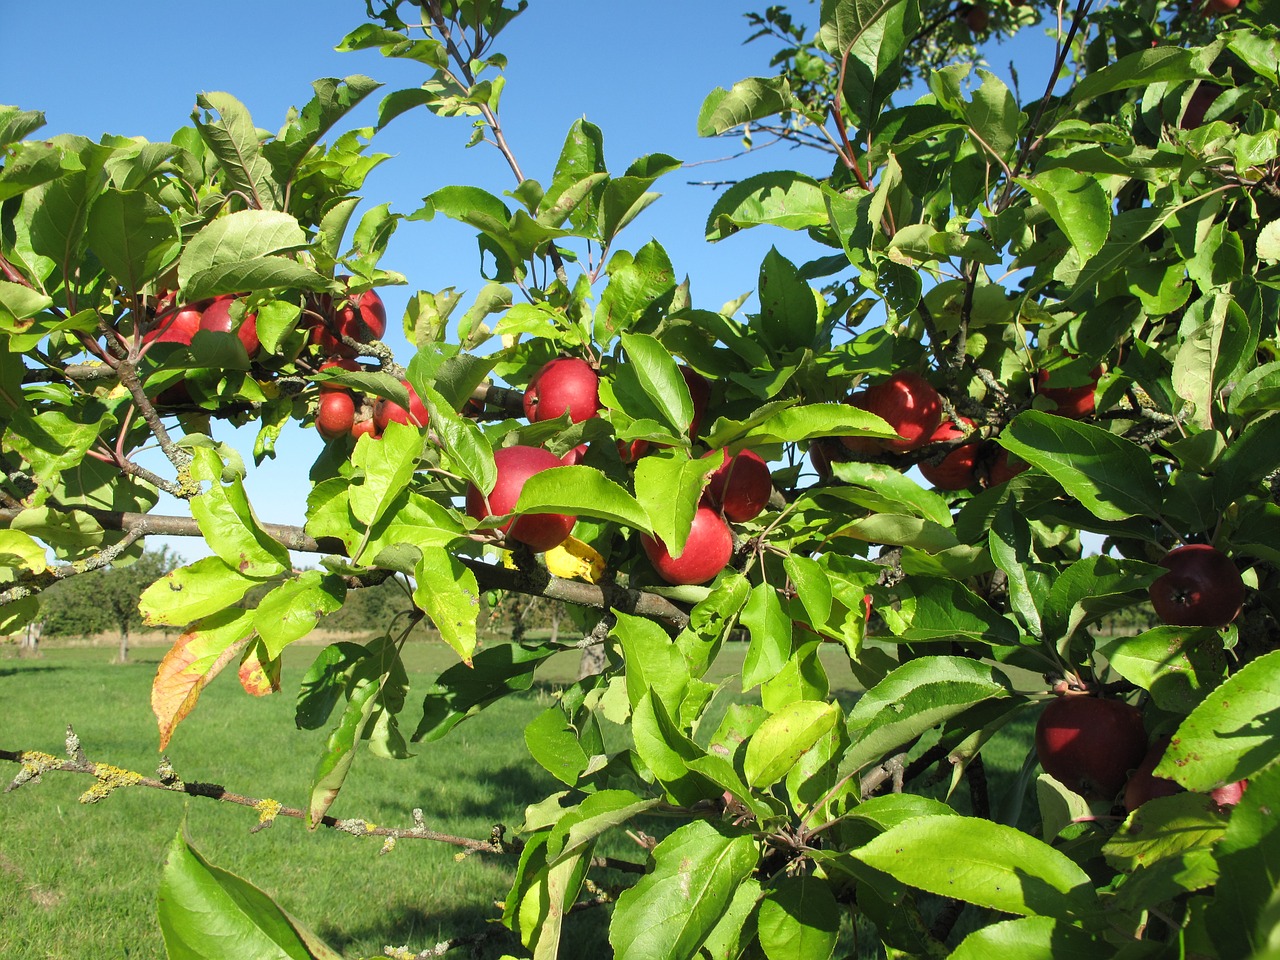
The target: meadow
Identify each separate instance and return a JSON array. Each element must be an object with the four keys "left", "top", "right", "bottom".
[{"left": 0, "top": 634, "right": 1039, "bottom": 959}]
